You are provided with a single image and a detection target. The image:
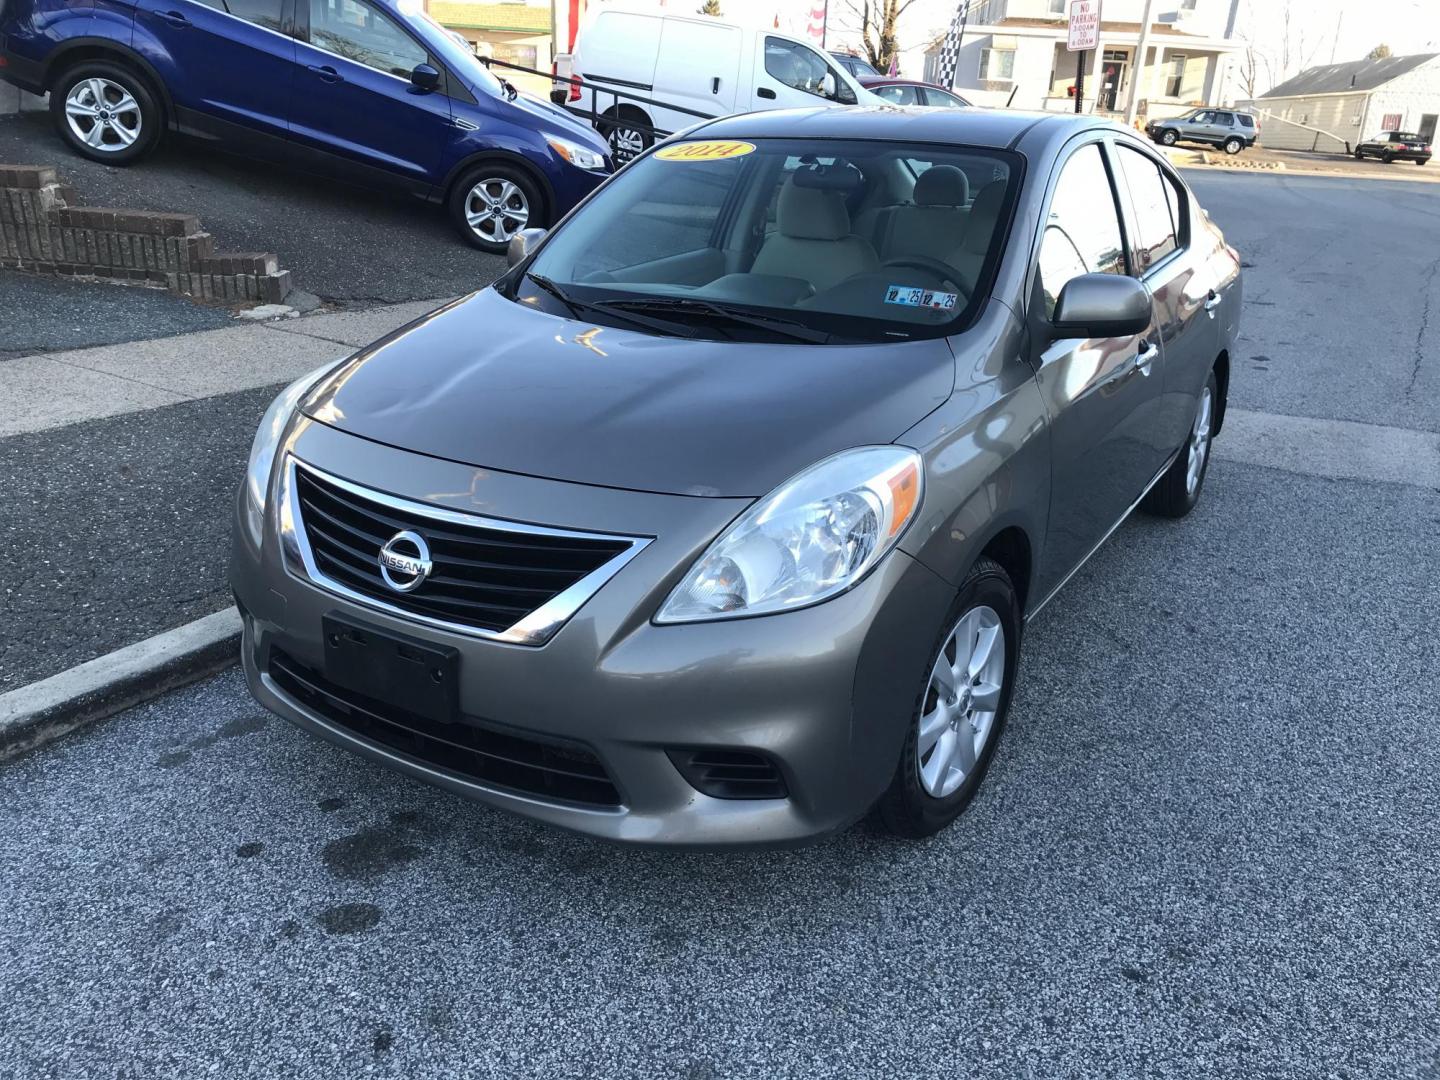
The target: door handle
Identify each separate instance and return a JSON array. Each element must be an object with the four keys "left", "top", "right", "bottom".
[
  {"left": 307, "top": 64, "right": 343, "bottom": 84},
  {"left": 712, "top": 77, "right": 721, "bottom": 95},
  {"left": 757, "top": 87, "right": 776, "bottom": 100},
  {"left": 1204, "top": 290, "right": 1222, "bottom": 314},
  {"left": 157, "top": 9, "right": 191, "bottom": 26},
  {"left": 1135, "top": 341, "right": 1159, "bottom": 376}
]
